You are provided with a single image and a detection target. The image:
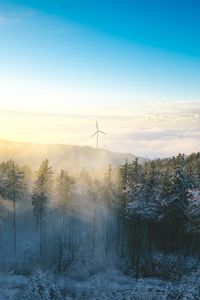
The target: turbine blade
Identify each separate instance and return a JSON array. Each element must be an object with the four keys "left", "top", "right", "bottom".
[
  {"left": 99, "top": 131, "right": 106, "bottom": 135},
  {"left": 96, "top": 121, "right": 99, "bottom": 130},
  {"left": 90, "top": 131, "right": 98, "bottom": 137}
]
